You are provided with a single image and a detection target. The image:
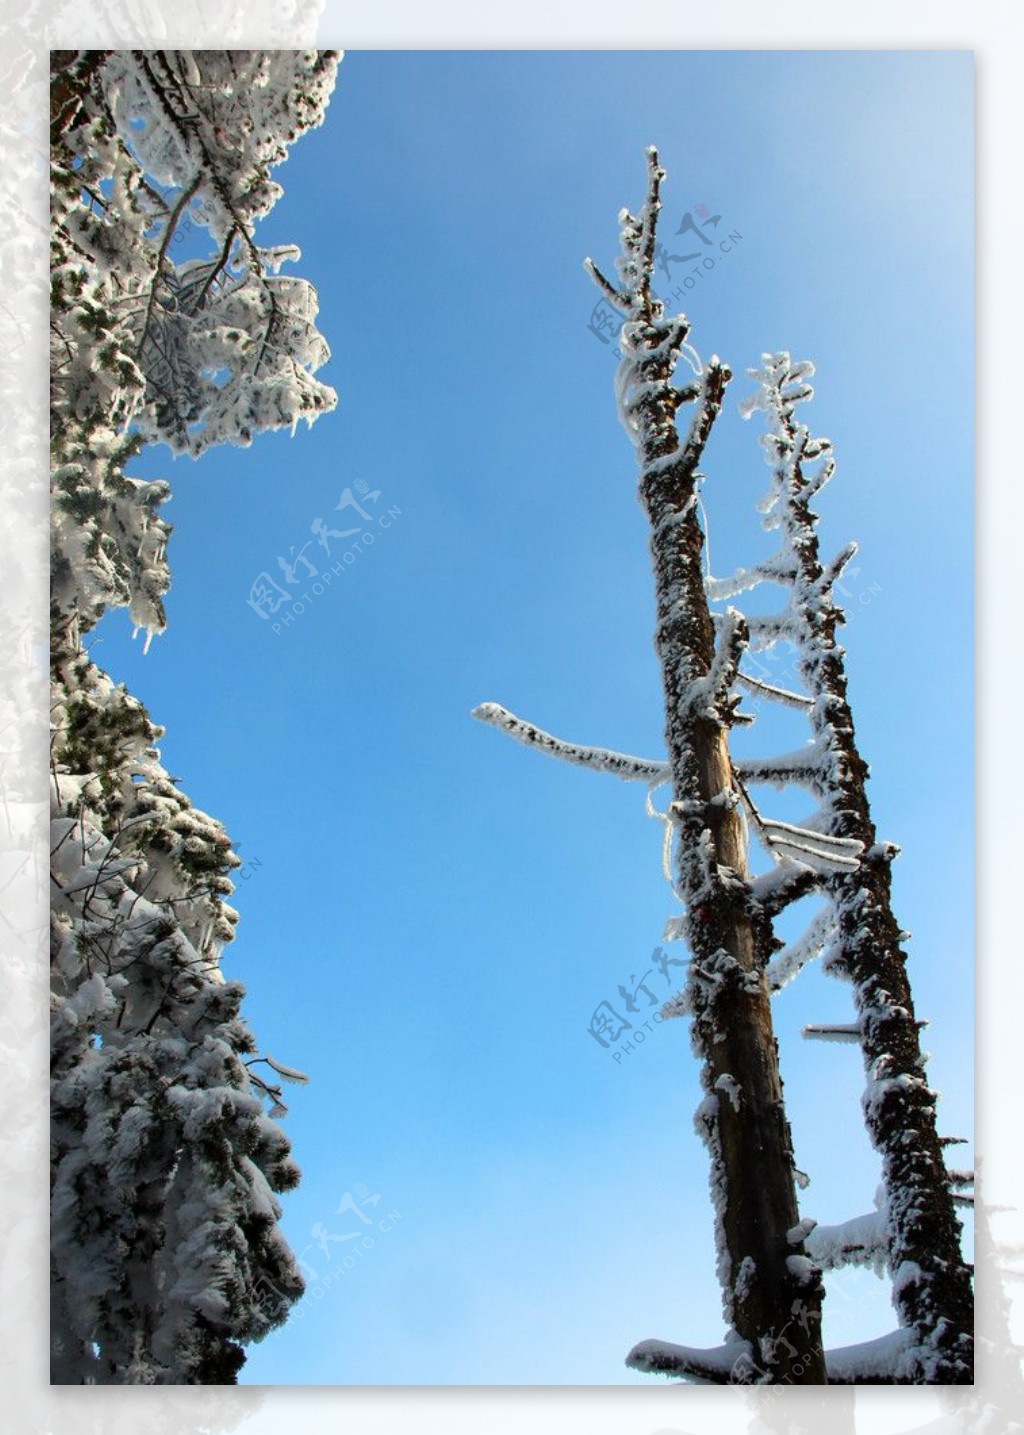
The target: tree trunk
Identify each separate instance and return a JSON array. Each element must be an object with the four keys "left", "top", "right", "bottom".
[
  {"left": 599, "top": 153, "right": 827, "bottom": 1383},
  {"left": 744, "top": 354, "right": 973, "bottom": 1381},
  {"left": 789, "top": 499, "right": 973, "bottom": 1381}
]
